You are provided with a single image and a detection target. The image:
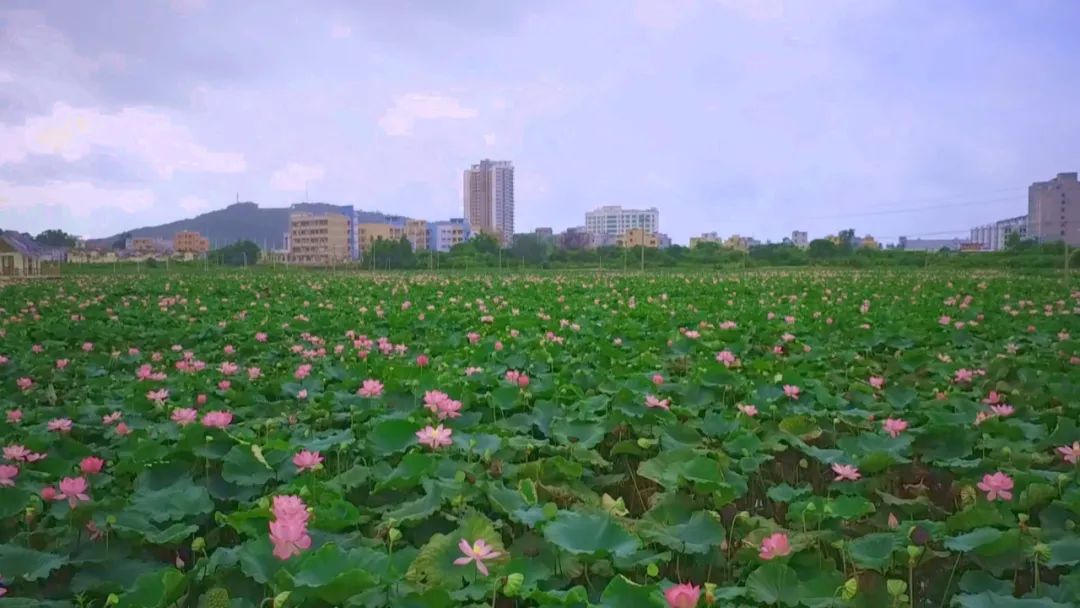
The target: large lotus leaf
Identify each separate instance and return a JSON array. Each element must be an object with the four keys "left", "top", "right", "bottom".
[
  {"left": 543, "top": 511, "right": 640, "bottom": 557},
  {"left": 129, "top": 475, "right": 214, "bottom": 523},
  {"left": 222, "top": 444, "right": 276, "bottom": 486},
  {"left": 115, "top": 567, "right": 186, "bottom": 608},
  {"left": 847, "top": 533, "right": 898, "bottom": 572},
  {"left": 597, "top": 575, "right": 666, "bottom": 608},
  {"left": 290, "top": 544, "right": 378, "bottom": 604},
  {"left": 945, "top": 528, "right": 1005, "bottom": 552},
  {"left": 407, "top": 514, "right": 506, "bottom": 590},
  {"left": 368, "top": 418, "right": 424, "bottom": 455},
  {"left": 639, "top": 511, "right": 725, "bottom": 554},
  {"left": 953, "top": 592, "right": 1074, "bottom": 608},
  {"left": 746, "top": 562, "right": 801, "bottom": 606},
  {"left": 0, "top": 544, "right": 68, "bottom": 581},
  {"left": 1046, "top": 535, "right": 1080, "bottom": 567}
]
